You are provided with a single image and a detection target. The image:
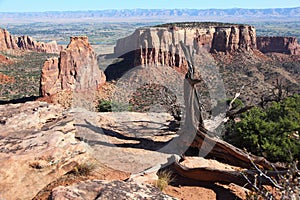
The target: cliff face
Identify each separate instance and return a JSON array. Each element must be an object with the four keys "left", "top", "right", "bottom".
[
  {"left": 17, "top": 35, "right": 62, "bottom": 53},
  {"left": 0, "top": 28, "right": 18, "bottom": 51},
  {"left": 257, "top": 36, "right": 300, "bottom": 55},
  {"left": 0, "top": 28, "right": 61, "bottom": 53},
  {"left": 114, "top": 24, "right": 256, "bottom": 73},
  {"left": 40, "top": 36, "right": 106, "bottom": 97}
]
